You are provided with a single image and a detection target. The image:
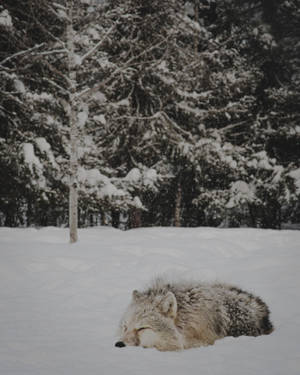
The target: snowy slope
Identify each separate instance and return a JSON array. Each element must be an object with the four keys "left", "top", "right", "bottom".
[{"left": 0, "top": 227, "right": 299, "bottom": 375}]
